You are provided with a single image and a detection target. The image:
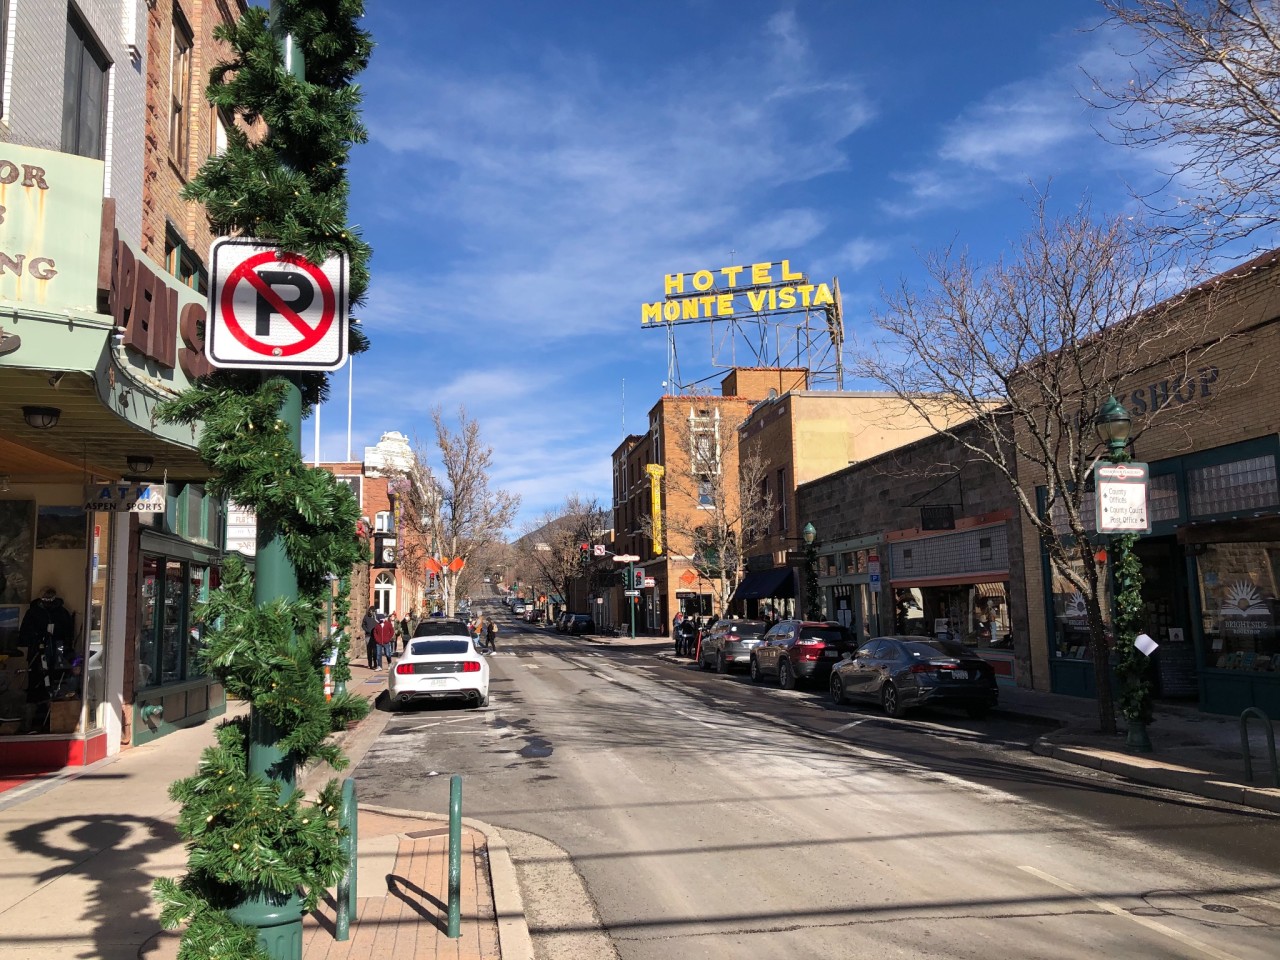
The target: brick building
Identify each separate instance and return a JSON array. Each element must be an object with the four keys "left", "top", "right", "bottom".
[
  {"left": 0, "top": 1, "right": 253, "bottom": 767},
  {"left": 735, "top": 381, "right": 979, "bottom": 615},
  {"left": 1014, "top": 249, "right": 1280, "bottom": 715},
  {"left": 797, "top": 418, "right": 1030, "bottom": 687},
  {"left": 609, "top": 368, "right": 794, "bottom": 633}
]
